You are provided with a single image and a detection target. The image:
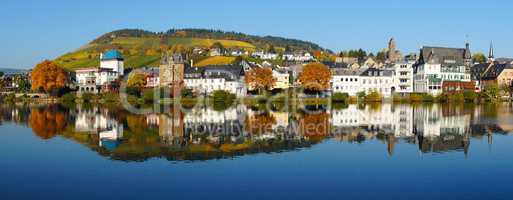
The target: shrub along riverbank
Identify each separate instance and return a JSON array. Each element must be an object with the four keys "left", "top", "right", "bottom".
[{"left": 3, "top": 89, "right": 512, "bottom": 107}]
